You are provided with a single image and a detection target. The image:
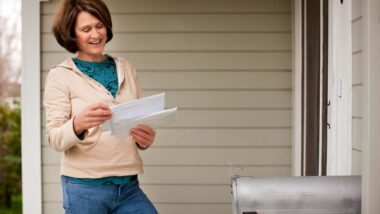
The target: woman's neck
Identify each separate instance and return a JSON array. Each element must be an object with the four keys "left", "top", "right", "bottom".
[{"left": 76, "top": 52, "right": 106, "bottom": 62}]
